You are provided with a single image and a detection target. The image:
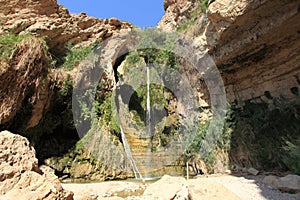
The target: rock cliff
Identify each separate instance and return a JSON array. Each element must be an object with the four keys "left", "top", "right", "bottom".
[
  {"left": 0, "top": 0, "right": 131, "bottom": 55},
  {"left": 0, "top": 0, "right": 133, "bottom": 180},
  {"left": 160, "top": 0, "right": 300, "bottom": 105},
  {"left": 0, "top": 130, "right": 73, "bottom": 200},
  {"left": 207, "top": 0, "right": 300, "bottom": 104},
  {"left": 0, "top": 0, "right": 299, "bottom": 181},
  {"left": 159, "top": 0, "right": 300, "bottom": 172}
]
